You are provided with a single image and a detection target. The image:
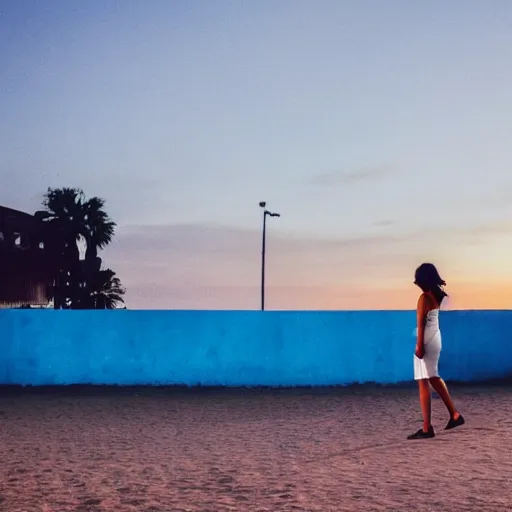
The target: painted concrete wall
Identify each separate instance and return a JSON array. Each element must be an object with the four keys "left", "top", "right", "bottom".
[{"left": 1, "top": 310, "right": 511, "bottom": 386}]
